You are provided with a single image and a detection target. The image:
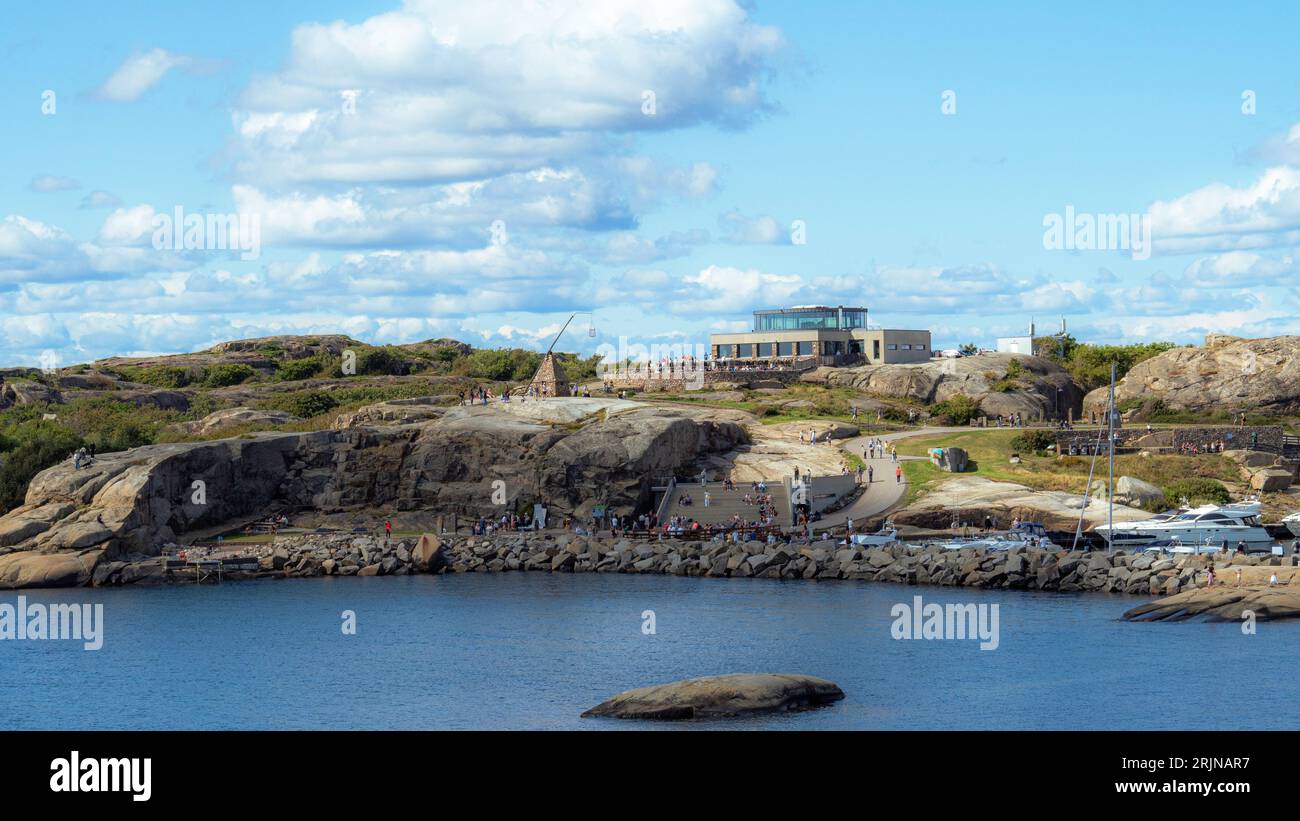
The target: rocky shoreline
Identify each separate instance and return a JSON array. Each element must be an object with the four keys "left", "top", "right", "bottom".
[{"left": 79, "top": 532, "right": 1298, "bottom": 604}]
